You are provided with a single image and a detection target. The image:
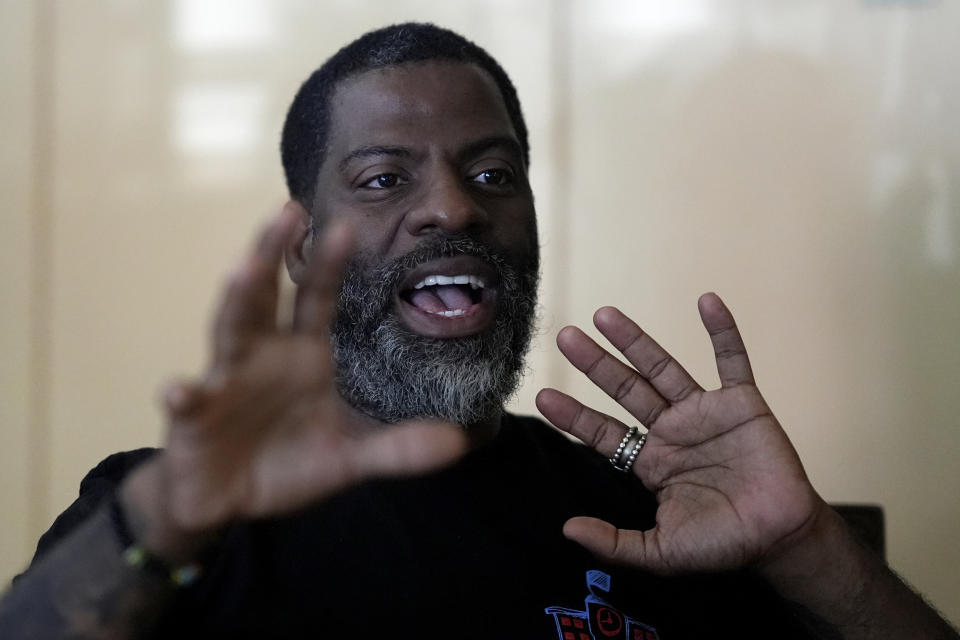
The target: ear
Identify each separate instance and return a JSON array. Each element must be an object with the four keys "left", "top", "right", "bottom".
[{"left": 283, "top": 200, "right": 313, "bottom": 285}]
